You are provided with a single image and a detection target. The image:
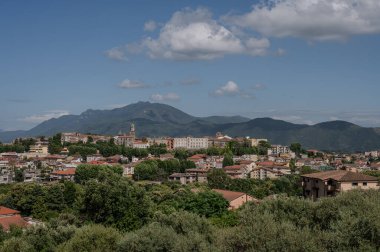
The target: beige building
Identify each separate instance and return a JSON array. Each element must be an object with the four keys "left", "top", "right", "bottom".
[
  {"left": 29, "top": 144, "right": 48, "bottom": 154},
  {"left": 173, "top": 137, "right": 208, "bottom": 150},
  {"left": 250, "top": 138, "right": 268, "bottom": 147},
  {"left": 301, "top": 170, "right": 379, "bottom": 199},
  {"left": 169, "top": 173, "right": 197, "bottom": 184},
  {"left": 251, "top": 167, "right": 285, "bottom": 180},
  {"left": 212, "top": 189, "right": 258, "bottom": 210}
]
